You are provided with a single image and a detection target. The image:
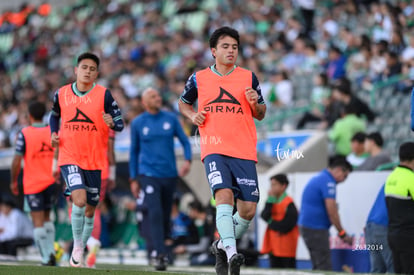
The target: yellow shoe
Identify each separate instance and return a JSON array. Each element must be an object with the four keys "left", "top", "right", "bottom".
[{"left": 54, "top": 242, "right": 64, "bottom": 264}]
